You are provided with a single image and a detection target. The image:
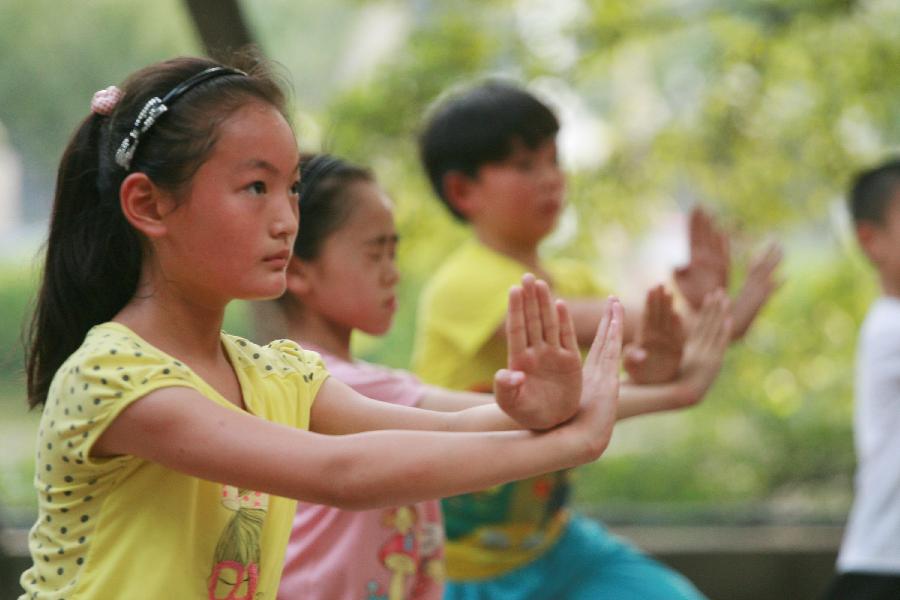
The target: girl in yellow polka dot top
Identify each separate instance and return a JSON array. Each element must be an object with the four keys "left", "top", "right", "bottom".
[{"left": 19, "top": 52, "right": 625, "bottom": 600}]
